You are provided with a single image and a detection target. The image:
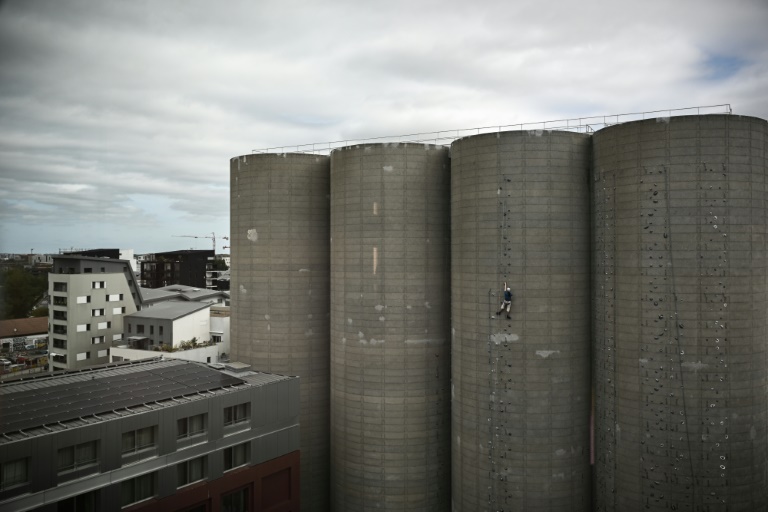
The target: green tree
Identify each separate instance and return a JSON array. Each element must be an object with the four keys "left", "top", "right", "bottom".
[
  {"left": 0, "top": 267, "right": 49, "bottom": 319},
  {"left": 30, "top": 306, "right": 49, "bottom": 317},
  {"left": 211, "top": 258, "right": 228, "bottom": 270}
]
